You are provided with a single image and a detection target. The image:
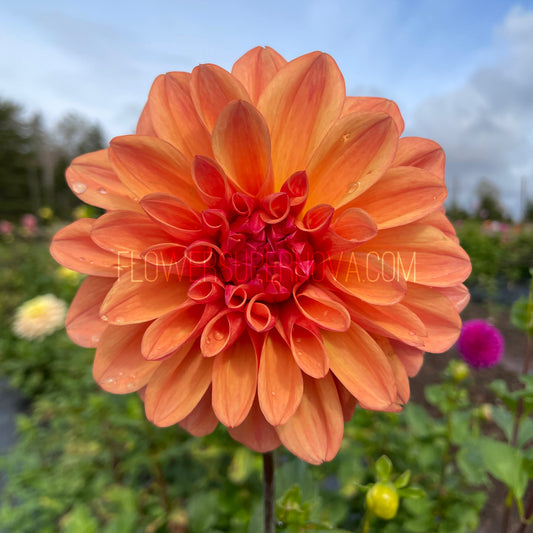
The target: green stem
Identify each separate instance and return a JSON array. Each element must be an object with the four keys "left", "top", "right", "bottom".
[
  {"left": 362, "top": 510, "right": 371, "bottom": 533},
  {"left": 263, "top": 451, "right": 275, "bottom": 533}
]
